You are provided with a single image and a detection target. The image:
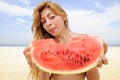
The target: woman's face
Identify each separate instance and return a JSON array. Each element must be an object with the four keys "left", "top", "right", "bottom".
[{"left": 40, "top": 8, "right": 66, "bottom": 37}]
